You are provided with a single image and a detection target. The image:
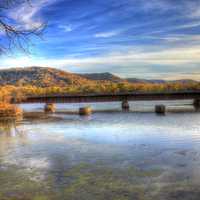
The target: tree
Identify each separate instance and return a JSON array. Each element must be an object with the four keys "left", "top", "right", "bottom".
[
  {"left": 0, "top": 0, "right": 45, "bottom": 54},
  {"left": 0, "top": 86, "right": 12, "bottom": 103}
]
